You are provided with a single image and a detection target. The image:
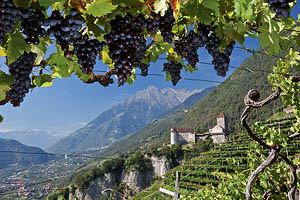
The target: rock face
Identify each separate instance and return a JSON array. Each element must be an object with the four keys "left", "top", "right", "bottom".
[
  {"left": 151, "top": 156, "right": 170, "bottom": 178},
  {"left": 48, "top": 86, "right": 201, "bottom": 154},
  {"left": 70, "top": 156, "right": 170, "bottom": 199},
  {"left": 70, "top": 173, "right": 121, "bottom": 200},
  {"left": 122, "top": 170, "right": 155, "bottom": 193}
]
